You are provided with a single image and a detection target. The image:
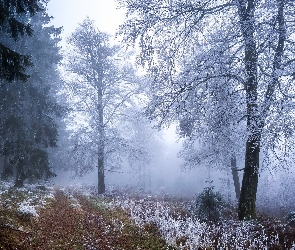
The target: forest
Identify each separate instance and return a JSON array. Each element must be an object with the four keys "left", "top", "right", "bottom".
[{"left": 1, "top": 0, "right": 295, "bottom": 249}]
